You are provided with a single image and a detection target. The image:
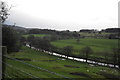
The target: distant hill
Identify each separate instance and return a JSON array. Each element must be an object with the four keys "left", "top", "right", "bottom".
[
  {"left": 102, "top": 28, "right": 120, "bottom": 33},
  {"left": 2, "top": 24, "right": 28, "bottom": 34}
]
